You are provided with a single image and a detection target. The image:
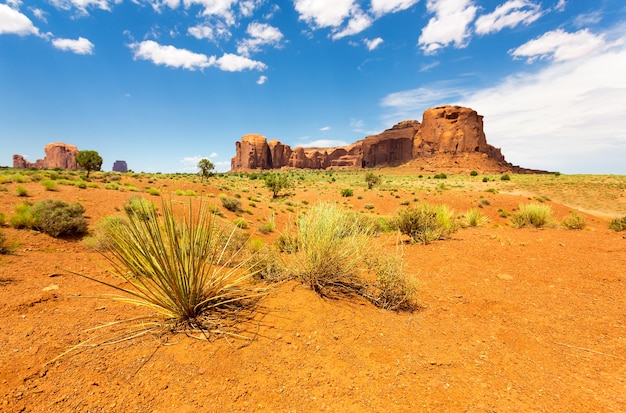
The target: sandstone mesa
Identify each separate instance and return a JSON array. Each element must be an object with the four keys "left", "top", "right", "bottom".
[
  {"left": 13, "top": 142, "right": 80, "bottom": 170},
  {"left": 231, "top": 105, "right": 541, "bottom": 174}
]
